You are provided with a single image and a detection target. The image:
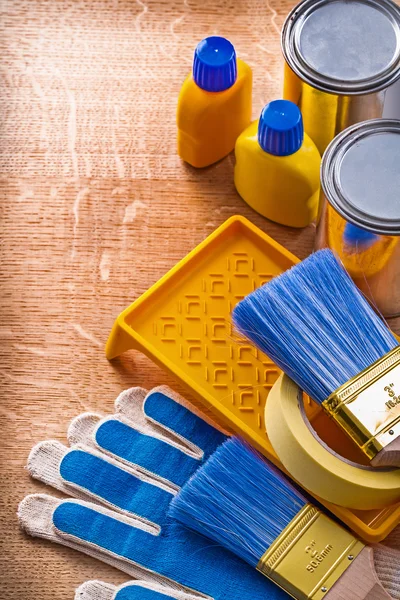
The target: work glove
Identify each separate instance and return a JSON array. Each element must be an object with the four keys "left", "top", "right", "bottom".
[
  {"left": 75, "top": 579, "right": 214, "bottom": 600},
  {"left": 18, "top": 386, "right": 290, "bottom": 600}
]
